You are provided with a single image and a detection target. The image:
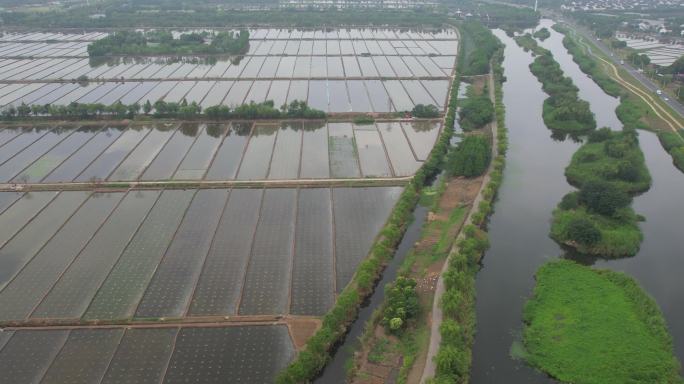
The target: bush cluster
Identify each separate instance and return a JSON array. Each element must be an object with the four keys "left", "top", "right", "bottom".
[
  {"left": 446, "top": 135, "right": 491, "bottom": 177},
  {"left": 411, "top": 104, "right": 440, "bottom": 118},
  {"left": 458, "top": 95, "right": 494, "bottom": 131},
  {"left": 381, "top": 277, "right": 419, "bottom": 334}
]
